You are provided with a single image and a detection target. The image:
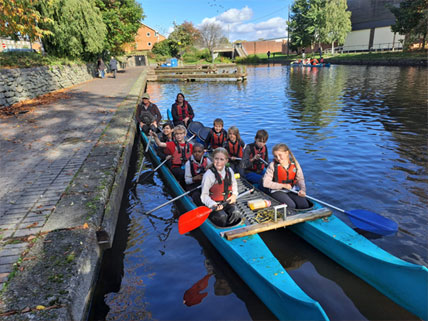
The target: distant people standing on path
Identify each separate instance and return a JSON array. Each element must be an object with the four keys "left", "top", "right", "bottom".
[
  {"left": 301, "top": 48, "right": 306, "bottom": 59},
  {"left": 136, "top": 93, "right": 162, "bottom": 134},
  {"left": 109, "top": 57, "right": 118, "bottom": 78},
  {"left": 318, "top": 47, "right": 323, "bottom": 59},
  {"left": 267, "top": 51, "right": 271, "bottom": 59},
  {"left": 97, "top": 58, "right": 105, "bottom": 78},
  {"left": 171, "top": 93, "right": 194, "bottom": 128}
]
